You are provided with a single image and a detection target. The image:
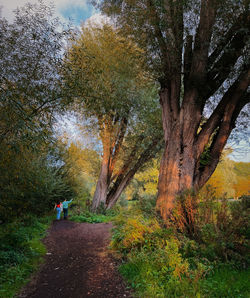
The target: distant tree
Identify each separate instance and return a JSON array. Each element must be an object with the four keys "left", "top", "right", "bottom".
[
  {"left": 233, "top": 161, "right": 250, "bottom": 197},
  {"left": 95, "top": 0, "right": 250, "bottom": 218},
  {"left": 205, "top": 150, "right": 237, "bottom": 198},
  {"left": 127, "top": 158, "right": 160, "bottom": 199},
  {"left": 62, "top": 141, "right": 100, "bottom": 199},
  {"left": 63, "top": 23, "right": 163, "bottom": 211}
]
